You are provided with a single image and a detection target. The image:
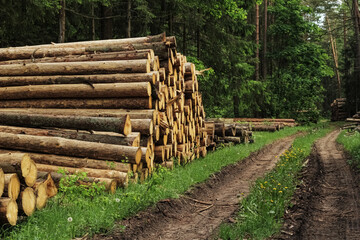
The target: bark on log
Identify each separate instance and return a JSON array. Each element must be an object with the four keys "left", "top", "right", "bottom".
[
  {"left": 0, "top": 132, "right": 142, "bottom": 164},
  {"left": 0, "top": 60, "right": 151, "bottom": 76},
  {"left": 0, "top": 50, "right": 153, "bottom": 65},
  {"left": 36, "top": 164, "right": 128, "bottom": 187},
  {"left": 214, "top": 123, "right": 225, "bottom": 137},
  {"left": 0, "top": 198, "right": 17, "bottom": 226},
  {"left": 0, "top": 72, "right": 158, "bottom": 87},
  {"left": 224, "top": 124, "right": 236, "bottom": 137},
  {"left": 0, "top": 97, "right": 153, "bottom": 109},
  {"left": 19, "top": 187, "right": 36, "bottom": 216},
  {"left": 131, "top": 119, "right": 153, "bottom": 135},
  {"left": 4, "top": 174, "right": 20, "bottom": 200},
  {"left": 0, "top": 112, "right": 132, "bottom": 136},
  {"left": 0, "top": 82, "right": 152, "bottom": 100},
  {"left": 0, "top": 169, "right": 4, "bottom": 197},
  {"left": 0, "top": 109, "right": 157, "bottom": 124},
  {"left": 251, "top": 125, "right": 277, "bottom": 132}
]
